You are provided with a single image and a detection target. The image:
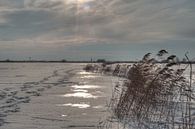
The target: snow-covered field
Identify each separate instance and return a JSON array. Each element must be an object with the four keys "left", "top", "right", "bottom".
[
  {"left": 0, "top": 63, "right": 195, "bottom": 129},
  {"left": 0, "top": 63, "right": 117, "bottom": 129}
]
